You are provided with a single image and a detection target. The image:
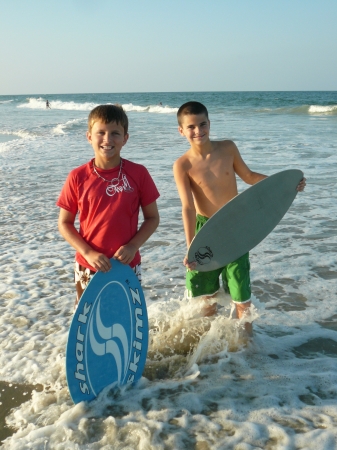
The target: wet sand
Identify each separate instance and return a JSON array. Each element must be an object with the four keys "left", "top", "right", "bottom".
[{"left": 0, "top": 382, "right": 43, "bottom": 443}]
